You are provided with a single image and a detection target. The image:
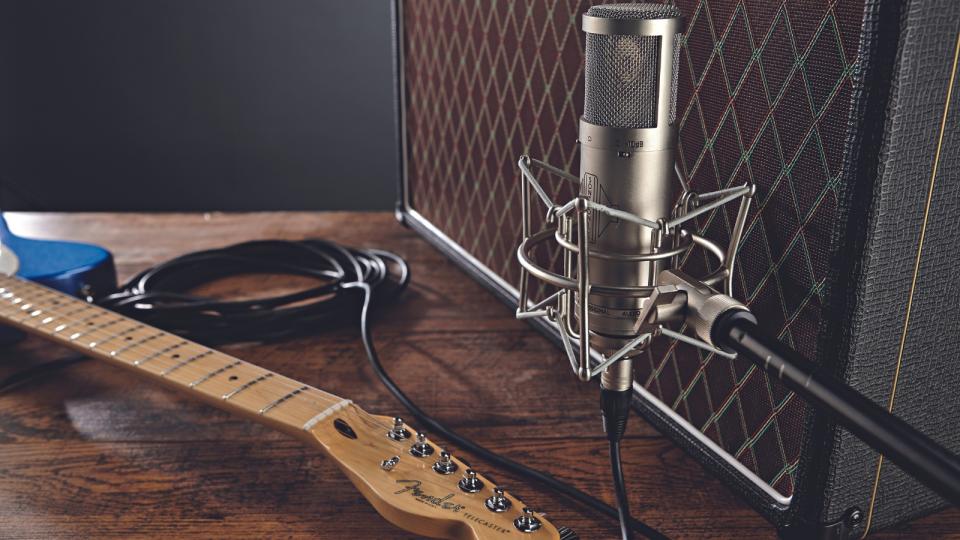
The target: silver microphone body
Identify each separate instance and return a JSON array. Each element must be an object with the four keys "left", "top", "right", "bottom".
[
  {"left": 577, "top": 4, "right": 683, "bottom": 390},
  {"left": 579, "top": 123, "right": 675, "bottom": 339}
]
